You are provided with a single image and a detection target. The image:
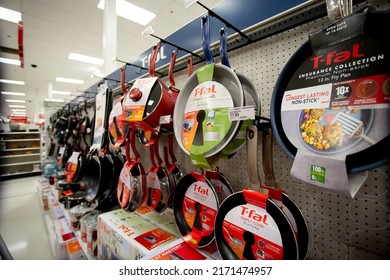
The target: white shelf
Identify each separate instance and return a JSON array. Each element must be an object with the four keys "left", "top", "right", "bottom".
[
  {"left": 0, "top": 160, "right": 41, "bottom": 167},
  {"left": 0, "top": 138, "right": 41, "bottom": 142},
  {"left": 1, "top": 147, "right": 41, "bottom": 152},
  {"left": 0, "top": 170, "right": 42, "bottom": 178},
  {"left": 0, "top": 132, "right": 40, "bottom": 135},
  {"left": 0, "top": 154, "right": 40, "bottom": 159}
]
